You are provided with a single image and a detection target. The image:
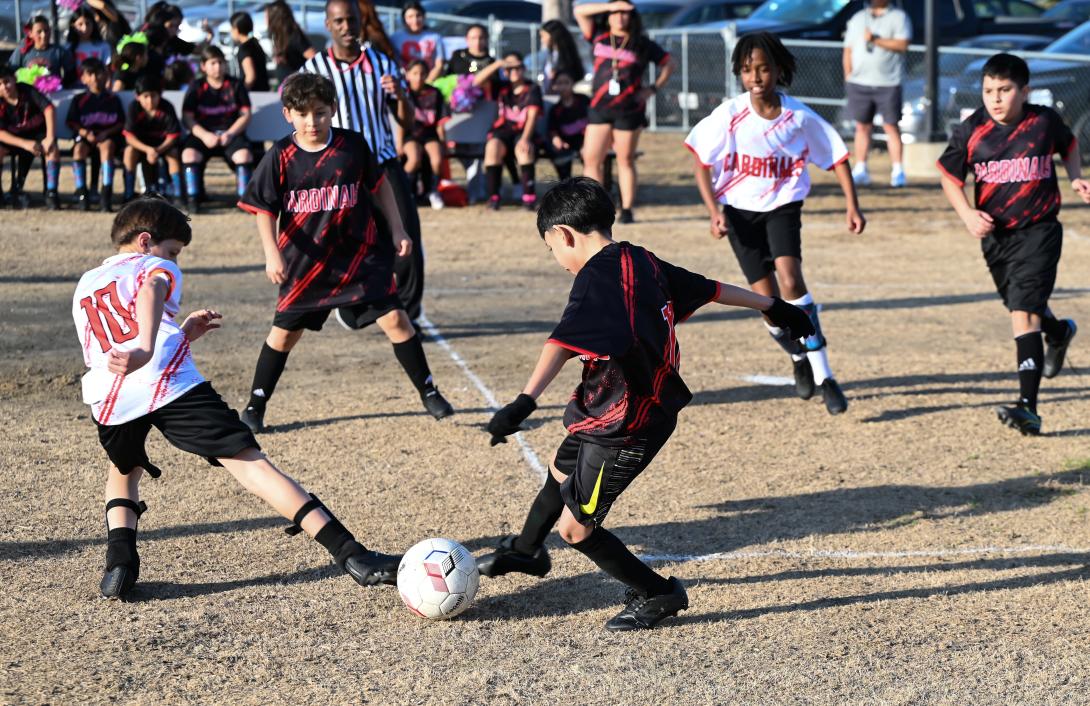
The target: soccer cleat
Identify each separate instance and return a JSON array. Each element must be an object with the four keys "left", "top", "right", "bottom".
[
  {"left": 605, "top": 577, "right": 688, "bottom": 631},
  {"left": 421, "top": 386, "right": 454, "bottom": 420},
  {"left": 996, "top": 403, "right": 1041, "bottom": 436},
  {"left": 793, "top": 357, "right": 815, "bottom": 400},
  {"left": 487, "top": 195, "right": 500, "bottom": 211},
  {"left": 100, "top": 189, "right": 113, "bottom": 213},
  {"left": 76, "top": 188, "right": 91, "bottom": 211},
  {"left": 45, "top": 190, "right": 60, "bottom": 210},
  {"left": 476, "top": 535, "right": 551, "bottom": 578},
  {"left": 428, "top": 191, "right": 445, "bottom": 210},
  {"left": 240, "top": 405, "right": 266, "bottom": 434},
  {"left": 851, "top": 163, "right": 871, "bottom": 187},
  {"left": 13, "top": 190, "right": 31, "bottom": 210},
  {"left": 522, "top": 194, "right": 537, "bottom": 211},
  {"left": 618, "top": 208, "right": 634, "bottom": 224},
  {"left": 99, "top": 565, "right": 138, "bottom": 600},
  {"left": 343, "top": 549, "right": 401, "bottom": 587},
  {"left": 890, "top": 168, "right": 906, "bottom": 188},
  {"left": 821, "top": 378, "right": 848, "bottom": 415},
  {"left": 186, "top": 197, "right": 200, "bottom": 215},
  {"left": 1043, "top": 319, "right": 1077, "bottom": 379}
]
